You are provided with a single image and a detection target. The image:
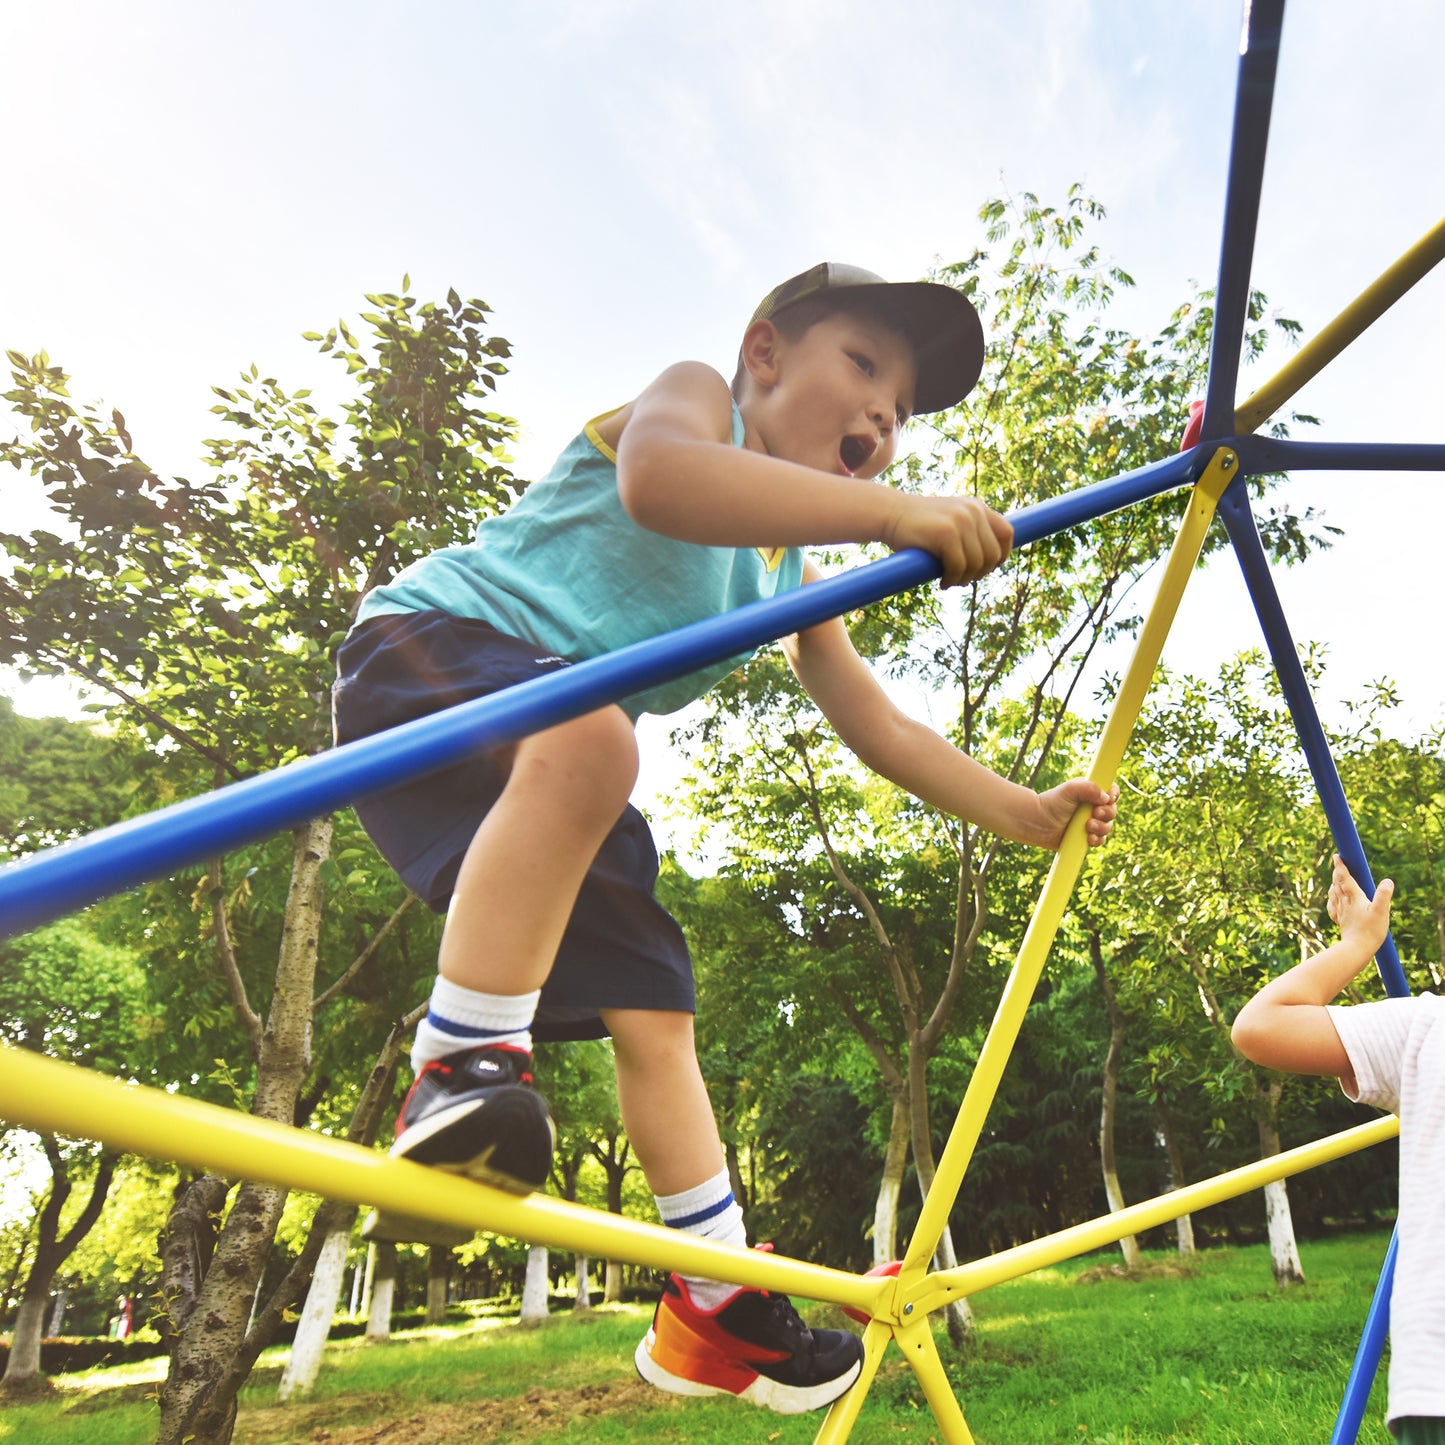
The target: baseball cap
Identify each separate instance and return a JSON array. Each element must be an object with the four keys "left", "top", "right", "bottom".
[{"left": 749, "top": 262, "right": 986, "bottom": 414}]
